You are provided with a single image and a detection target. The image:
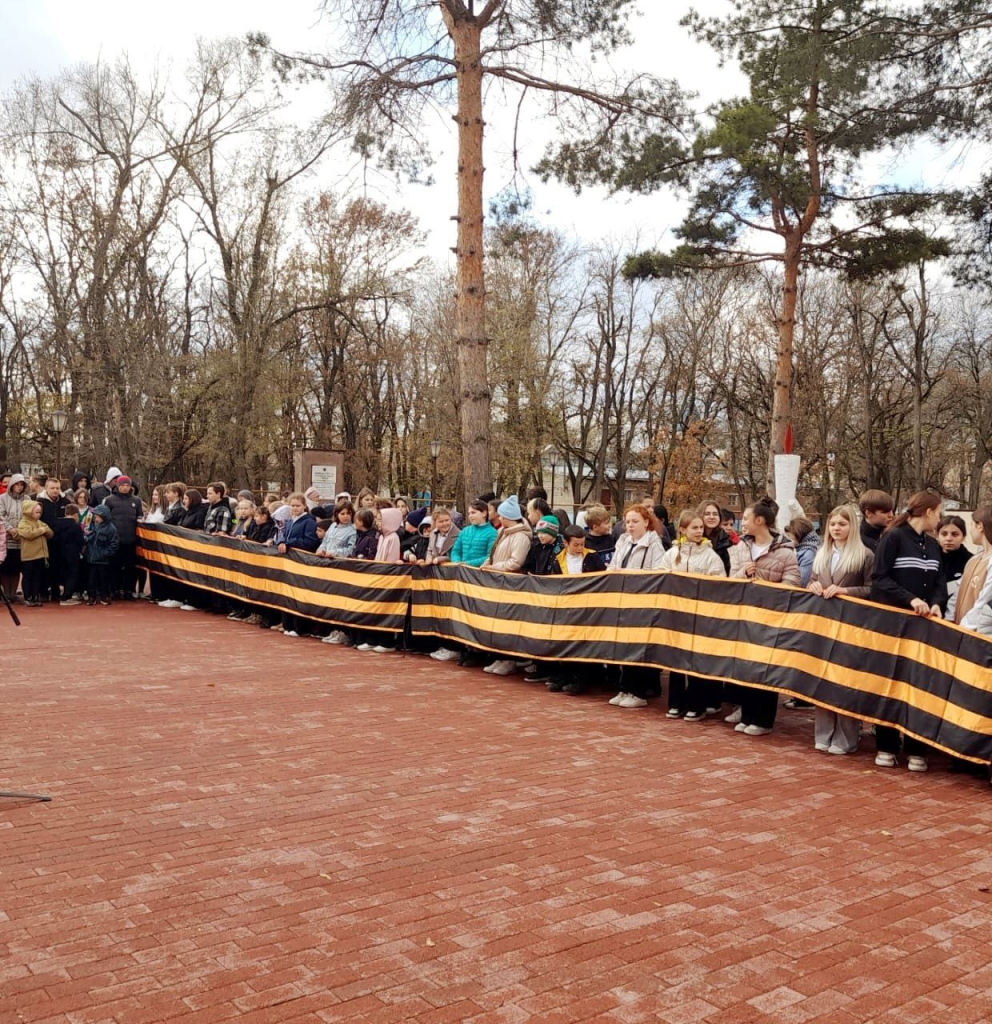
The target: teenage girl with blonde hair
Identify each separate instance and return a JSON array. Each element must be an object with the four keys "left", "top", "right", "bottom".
[{"left": 808, "top": 504, "right": 874, "bottom": 754}]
